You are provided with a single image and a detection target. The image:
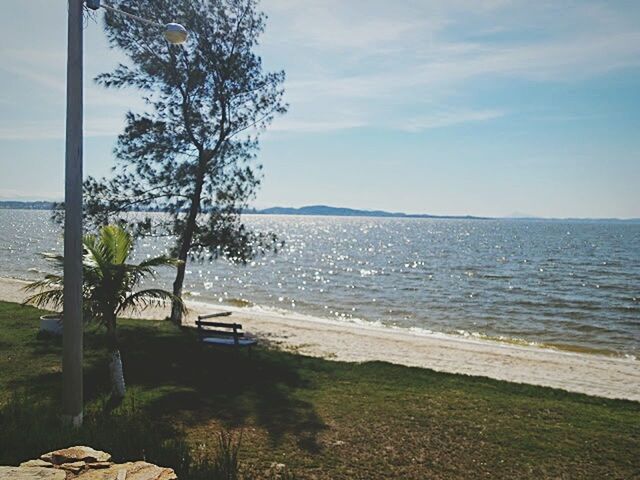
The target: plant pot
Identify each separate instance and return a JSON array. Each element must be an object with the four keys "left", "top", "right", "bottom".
[{"left": 40, "top": 314, "right": 63, "bottom": 336}]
